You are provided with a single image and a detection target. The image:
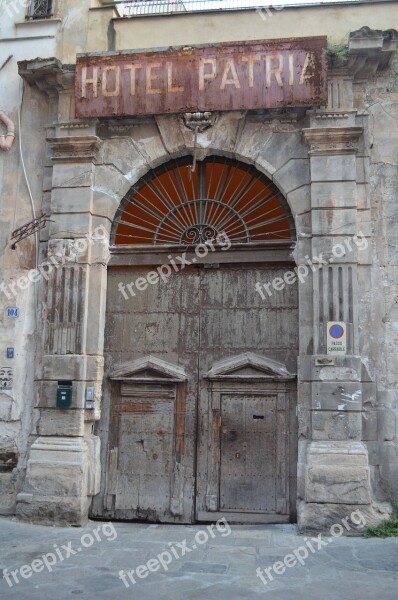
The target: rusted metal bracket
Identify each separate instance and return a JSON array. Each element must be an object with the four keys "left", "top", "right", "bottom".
[
  {"left": 10, "top": 213, "right": 52, "bottom": 249},
  {"left": 183, "top": 112, "right": 216, "bottom": 172}
]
